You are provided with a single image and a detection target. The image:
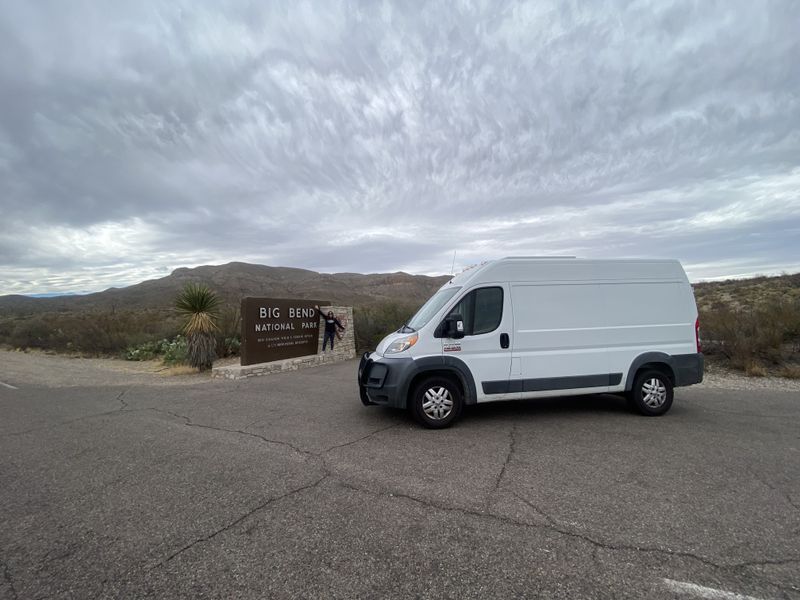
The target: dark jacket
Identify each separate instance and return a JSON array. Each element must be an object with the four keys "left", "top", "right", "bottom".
[{"left": 317, "top": 308, "right": 344, "bottom": 334}]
